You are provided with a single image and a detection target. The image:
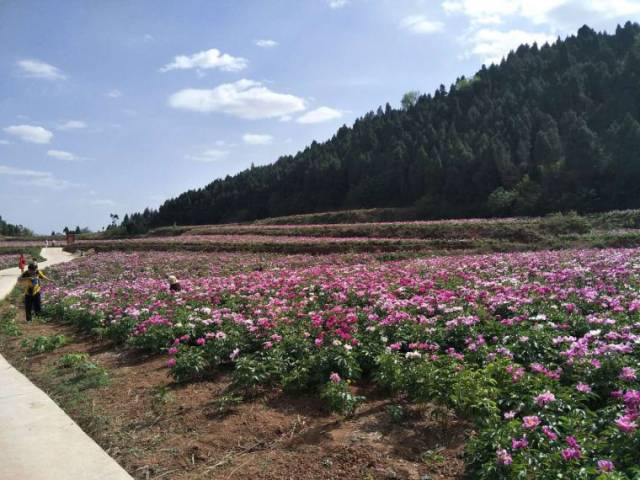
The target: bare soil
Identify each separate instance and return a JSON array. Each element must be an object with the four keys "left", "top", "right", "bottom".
[{"left": 0, "top": 305, "right": 470, "bottom": 480}]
